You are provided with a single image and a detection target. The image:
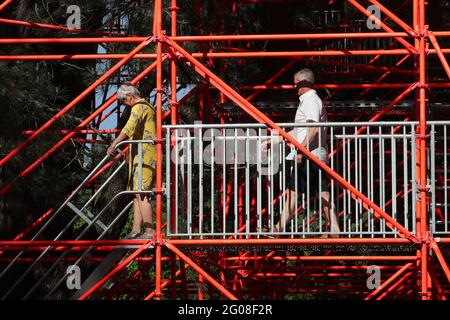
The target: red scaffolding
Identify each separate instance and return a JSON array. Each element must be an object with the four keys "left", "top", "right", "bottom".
[{"left": 1, "top": 0, "right": 450, "bottom": 300}]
